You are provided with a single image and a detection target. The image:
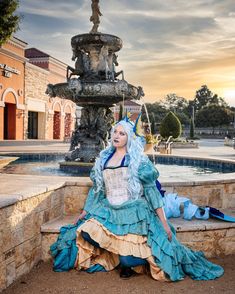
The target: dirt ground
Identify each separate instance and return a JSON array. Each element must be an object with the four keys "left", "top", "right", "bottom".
[{"left": 3, "top": 255, "right": 235, "bottom": 294}]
